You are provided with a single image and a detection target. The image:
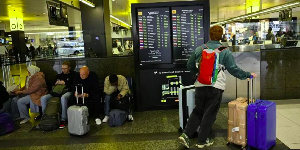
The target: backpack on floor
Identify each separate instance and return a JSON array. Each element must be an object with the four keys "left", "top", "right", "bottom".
[
  {"left": 197, "top": 45, "right": 227, "bottom": 85},
  {"left": 39, "top": 97, "right": 61, "bottom": 131},
  {"left": 108, "top": 109, "right": 128, "bottom": 127}
]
